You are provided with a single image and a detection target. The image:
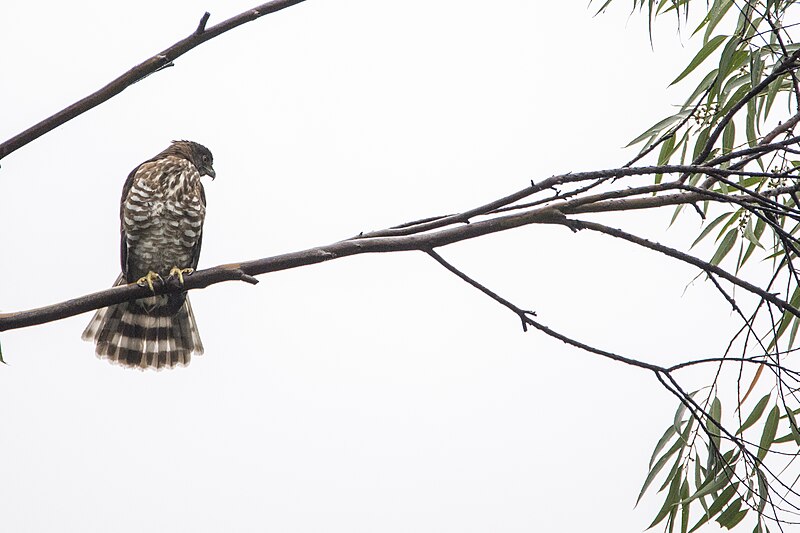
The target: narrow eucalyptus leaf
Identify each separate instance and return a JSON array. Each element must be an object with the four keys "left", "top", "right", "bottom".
[
  {"left": 715, "top": 498, "right": 743, "bottom": 528},
  {"left": 671, "top": 34, "right": 729, "bottom": 86},
  {"left": 648, "top": 471, "right": 683, "bottom": 529},
  {"left": 710, "top": 228, "right": 737, "bottom": 266},
  {"left": 757, "top": 405, "right": 780, "bottom": 462},
  {"left": 638, "top": 438, "right": 684, "bottom": 504},
  {"left": 736, "top": 394, "right": 771, "bottom": 435},
  {"left": 651, "top": 425, "right": 679, "bottom": 468},
  {"left": 685, "top": 472, "right": 729, "bottom": 504},
  {"left": 722, "top": 121, "right": 735, "bottom": 154},
  {"left": 691, "top": 211, "right": 733, "bottom": 248},
  {"left": 689, "top": 483, "right": 739, "bottom": 532},
  {"left": 704, "top": 0, "right": 735, "bottom": 42},
  {"left": 756, "top": 469, "right": 768, "bottom": 514}
]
